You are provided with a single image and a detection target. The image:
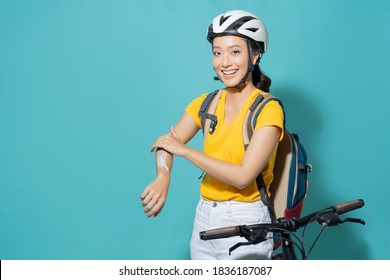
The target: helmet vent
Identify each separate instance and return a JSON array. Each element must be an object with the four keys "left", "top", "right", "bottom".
[{"left": 220, "top": 15, "right": 231, "bottom": 25}]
